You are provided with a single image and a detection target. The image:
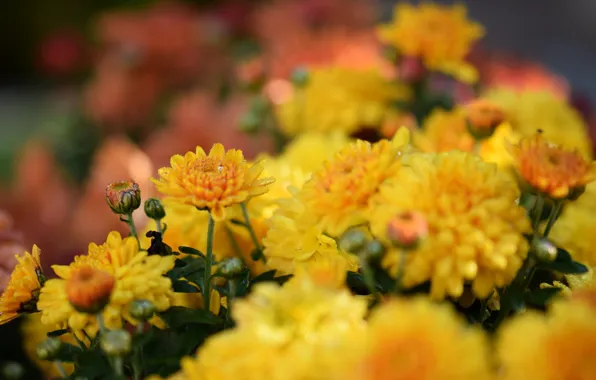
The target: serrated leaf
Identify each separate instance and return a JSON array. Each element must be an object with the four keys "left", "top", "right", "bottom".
[
  {"left": 172, "top": 280, "right": 200, "bottom": 293},
  {"left": 178, "top": 246, "right": 205, "bottom": 258},
  {"left": 47, "top": 328, "right": 69, "bottom": 337},
  {"left": 525, "top": 287, "right": 561, "bottom": 307},
  {"left": 160, "top": 307, "right": 222, "bottom": 328}
]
